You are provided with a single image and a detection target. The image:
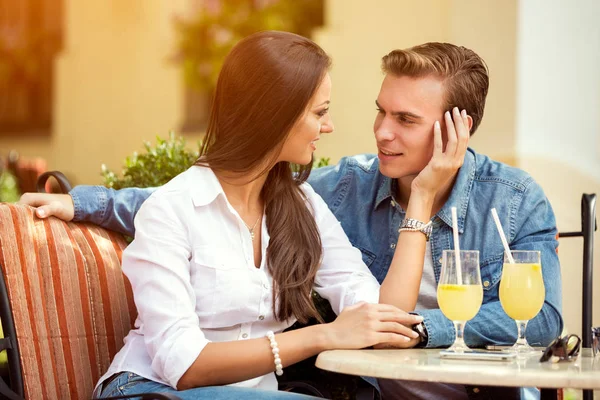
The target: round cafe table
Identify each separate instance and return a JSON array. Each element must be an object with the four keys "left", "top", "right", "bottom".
[{"left": 315, "top": 348, "right": 600, "bottom": 398}]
